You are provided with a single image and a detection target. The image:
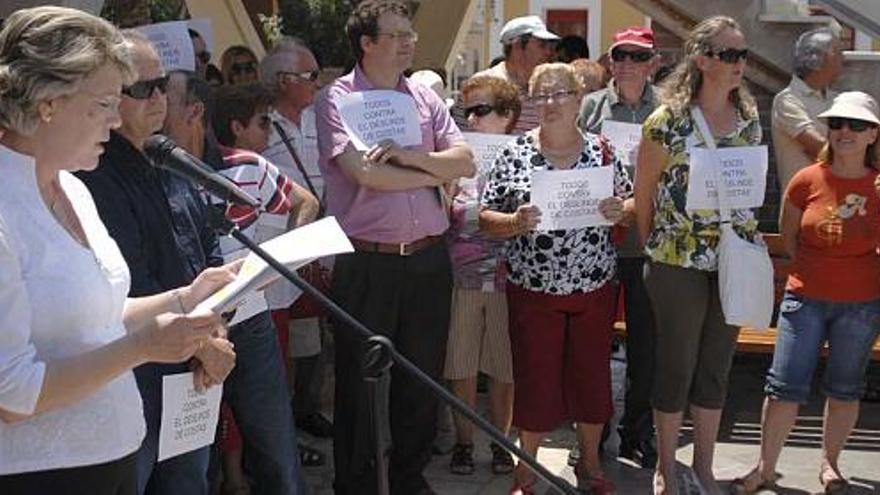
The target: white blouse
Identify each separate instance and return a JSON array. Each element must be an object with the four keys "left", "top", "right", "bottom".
[{"left": 0, "top": 145, "right": 145, "bottom": 475}]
